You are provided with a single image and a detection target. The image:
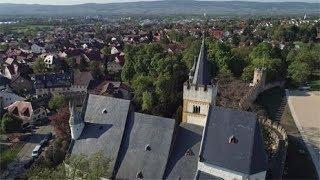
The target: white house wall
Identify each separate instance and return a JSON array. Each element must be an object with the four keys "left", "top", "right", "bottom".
[{"left": 198, "top": 161, "right": 266, "bottom": 180}]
